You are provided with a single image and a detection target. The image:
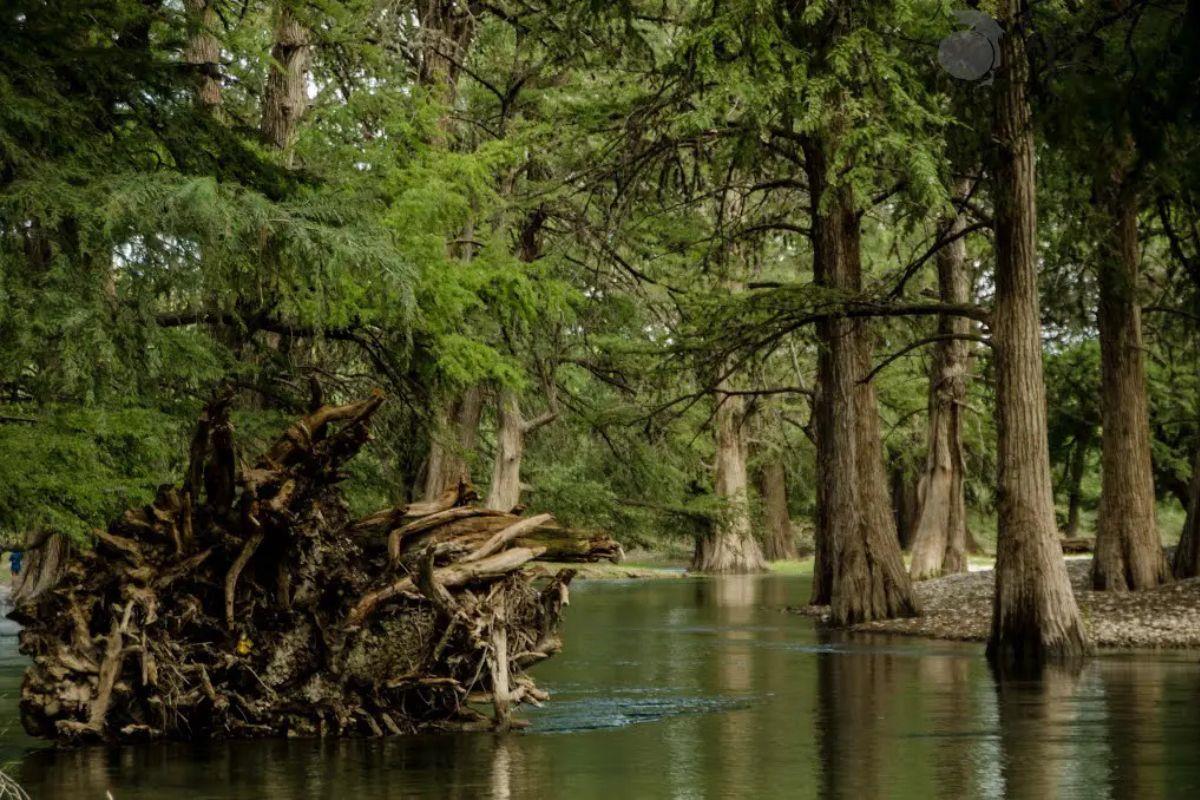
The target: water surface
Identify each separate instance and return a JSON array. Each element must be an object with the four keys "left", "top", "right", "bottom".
[{"left": 2, "top": 575, "right": 1199, "bottom": 798}]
